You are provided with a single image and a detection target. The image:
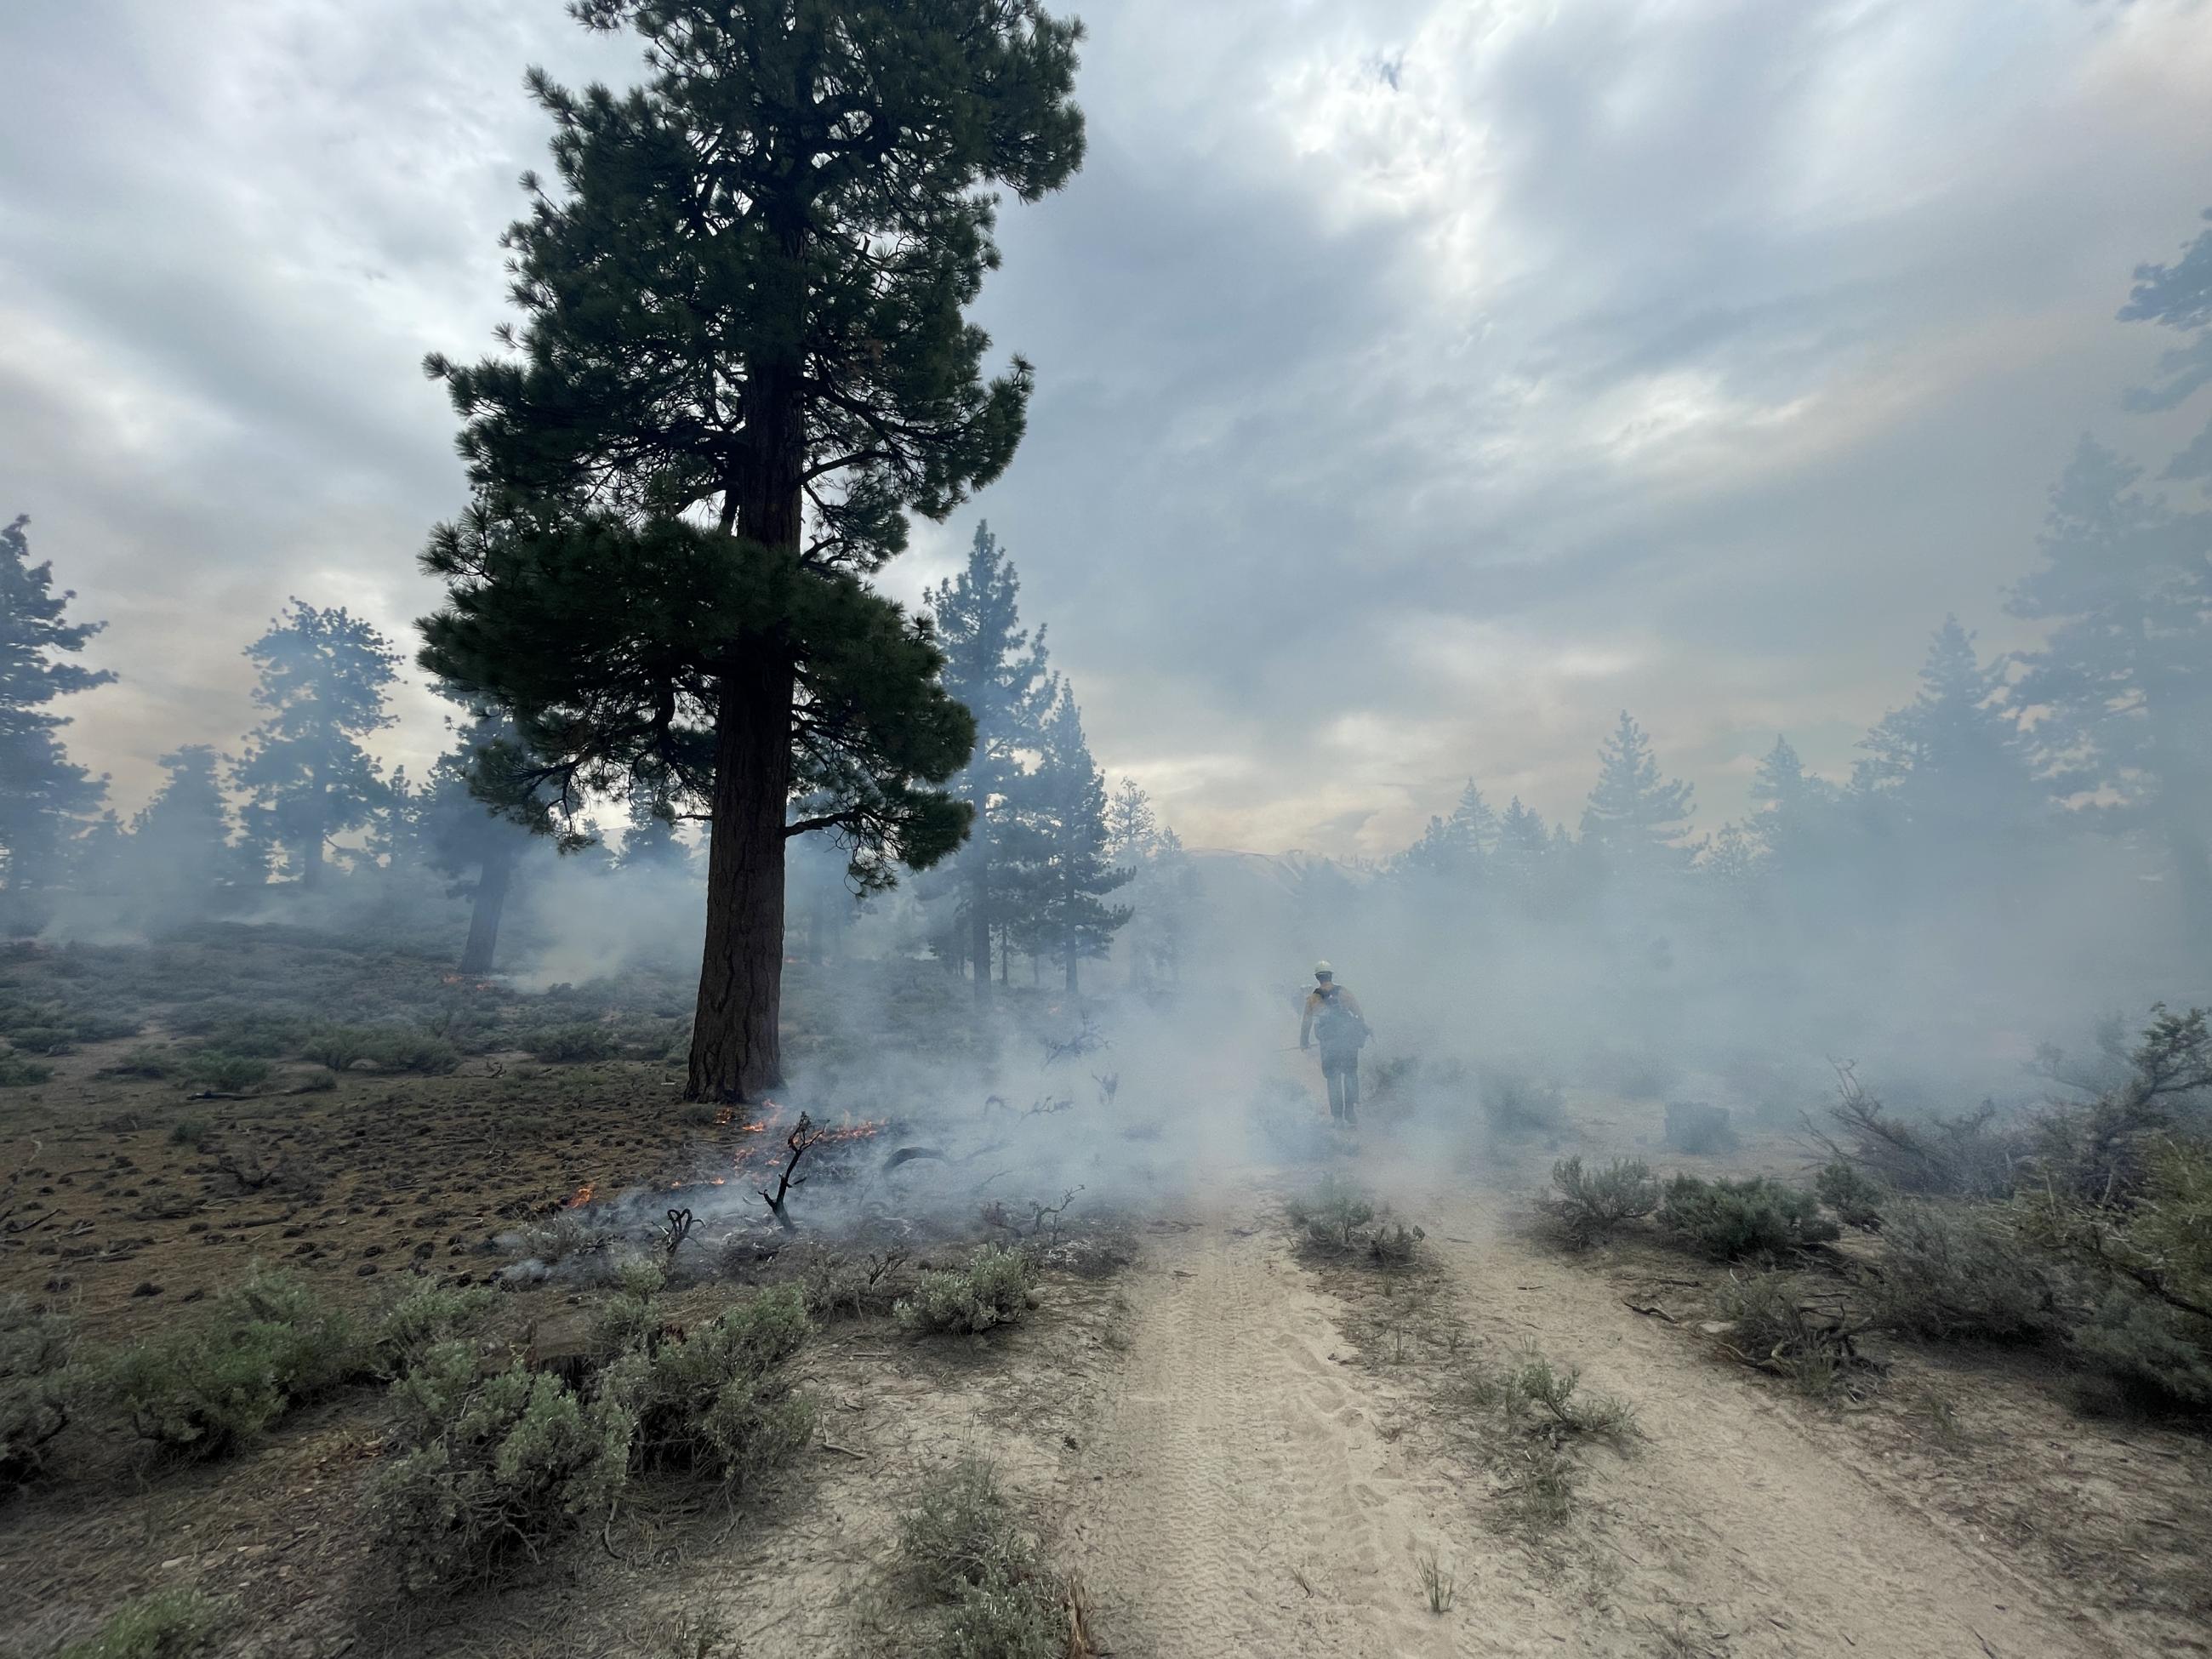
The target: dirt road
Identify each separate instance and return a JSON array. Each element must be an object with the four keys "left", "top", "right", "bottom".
[{"left": 1068, "top": 1182, "right": 2118, "bottom": 1659}]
